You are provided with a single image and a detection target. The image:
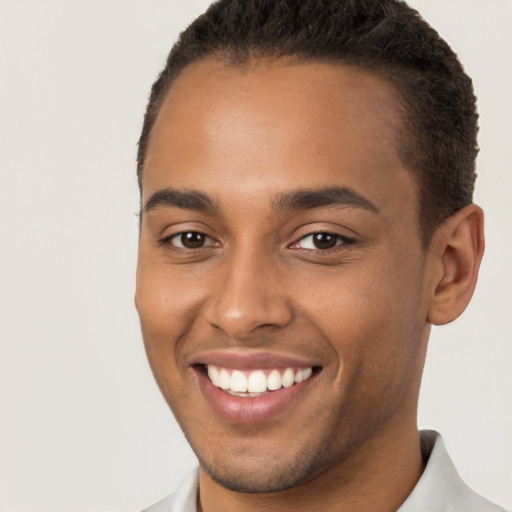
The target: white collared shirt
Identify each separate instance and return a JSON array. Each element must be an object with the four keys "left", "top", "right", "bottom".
[{"left": 142, "top": 431, "right": 507, "bottom": 512}]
